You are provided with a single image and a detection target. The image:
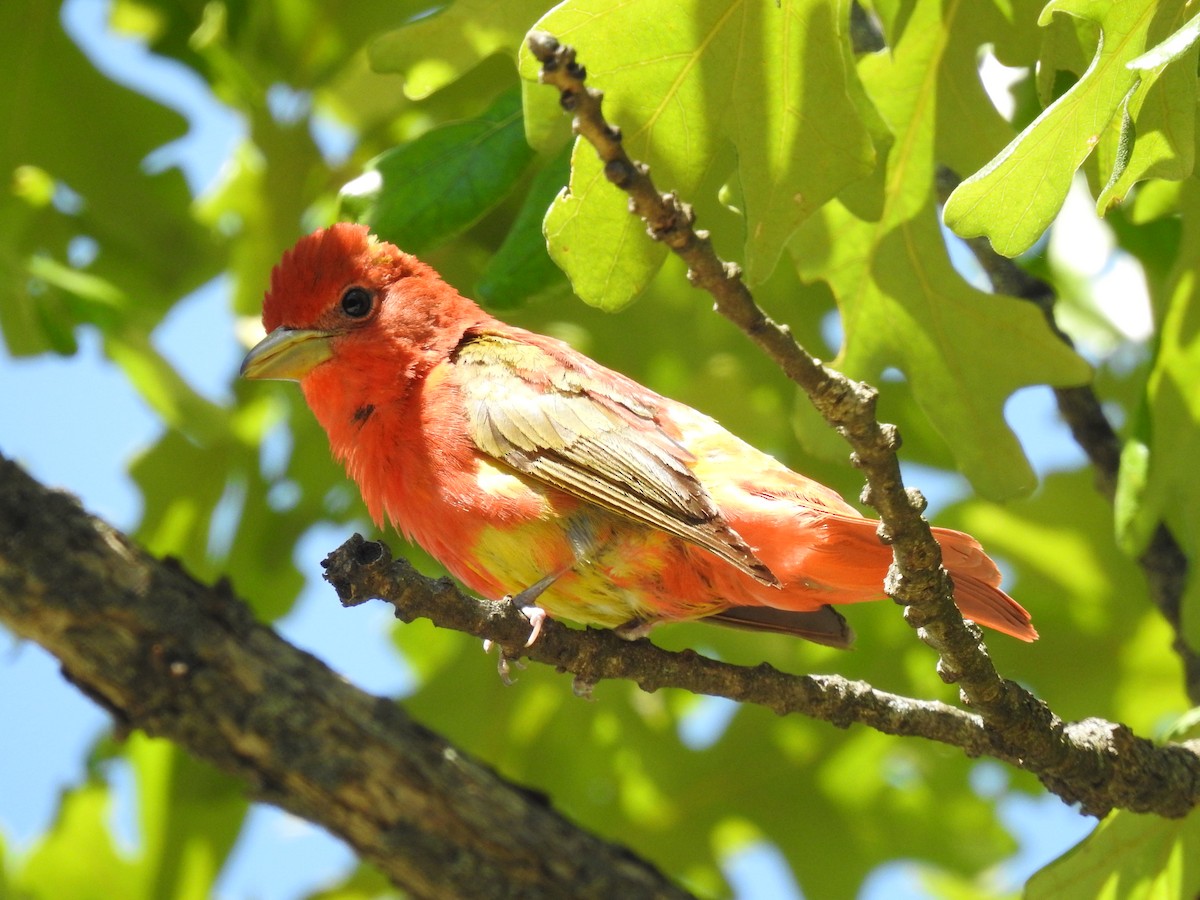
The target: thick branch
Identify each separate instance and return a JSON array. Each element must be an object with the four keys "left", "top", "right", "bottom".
[
  {"left": 934, "top": 167, "right": 1200, "bottom": 704},
  {"left": 0, "top": 454, "right": 691, "bottom": 900},
  {"left": 323, "top": 534, "right": 1200, "bottom": 819},
  {"left": 526, "top": 32, "right": 1028, "bottom": 735}
]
